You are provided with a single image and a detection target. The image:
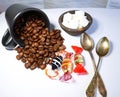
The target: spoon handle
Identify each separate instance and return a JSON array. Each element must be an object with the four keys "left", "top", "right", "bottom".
[
  {"left": 86, "top": 56, "right": 100, "bottom": 97},
  {"left": 97, "top": 73, "right": 107, "bottom": 97},
  {"left": 86, "top": 72, "right": 107, "bottom": 97},
  {"left": 97, "top": 57, "right": 107, "bottom": 97},
  {"left": 89, "top": 52, "right": 107, "bottom": 97},
  {"left": 86, "top": 67, "right": 98, "bottom": 97}
]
